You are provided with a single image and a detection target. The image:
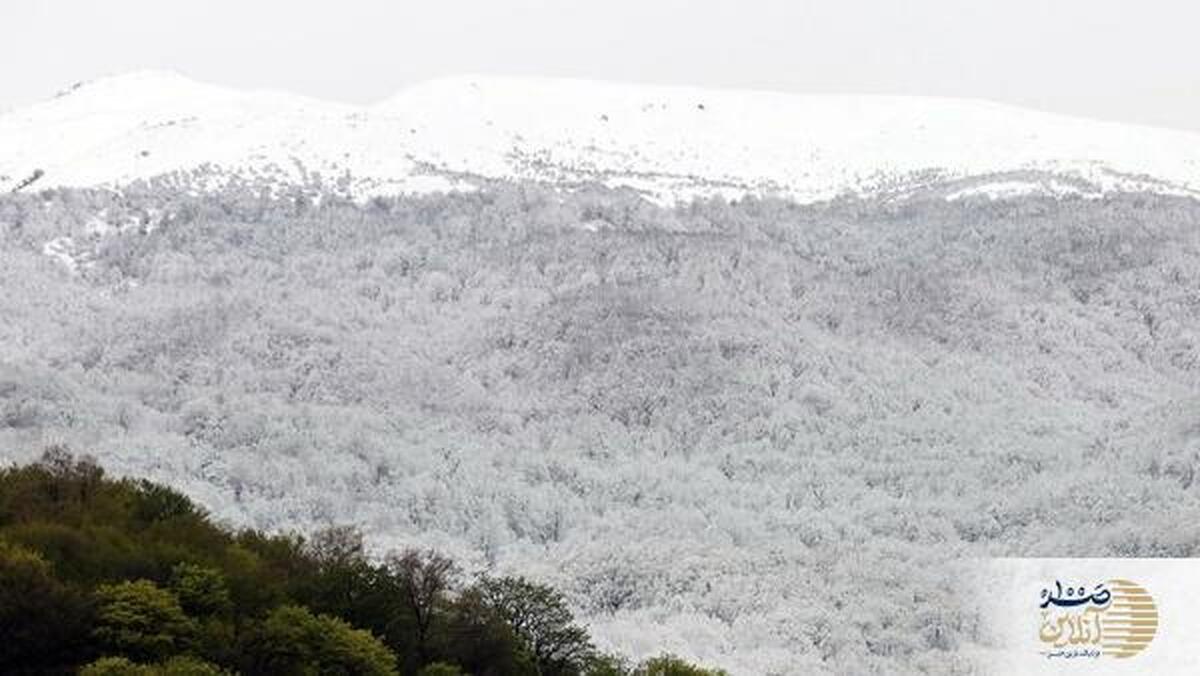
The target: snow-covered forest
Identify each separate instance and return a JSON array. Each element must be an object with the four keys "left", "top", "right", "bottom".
[{"left": 2, "top": 181, "right": 1199, "bottom": 673}]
